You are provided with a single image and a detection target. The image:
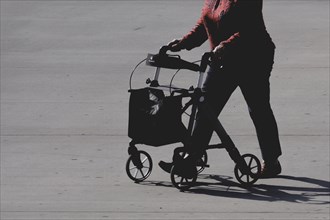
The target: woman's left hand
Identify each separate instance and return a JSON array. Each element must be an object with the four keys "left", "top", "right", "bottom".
[{"left": 212, "top": 42, "right": 226, "bottom": 60}]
